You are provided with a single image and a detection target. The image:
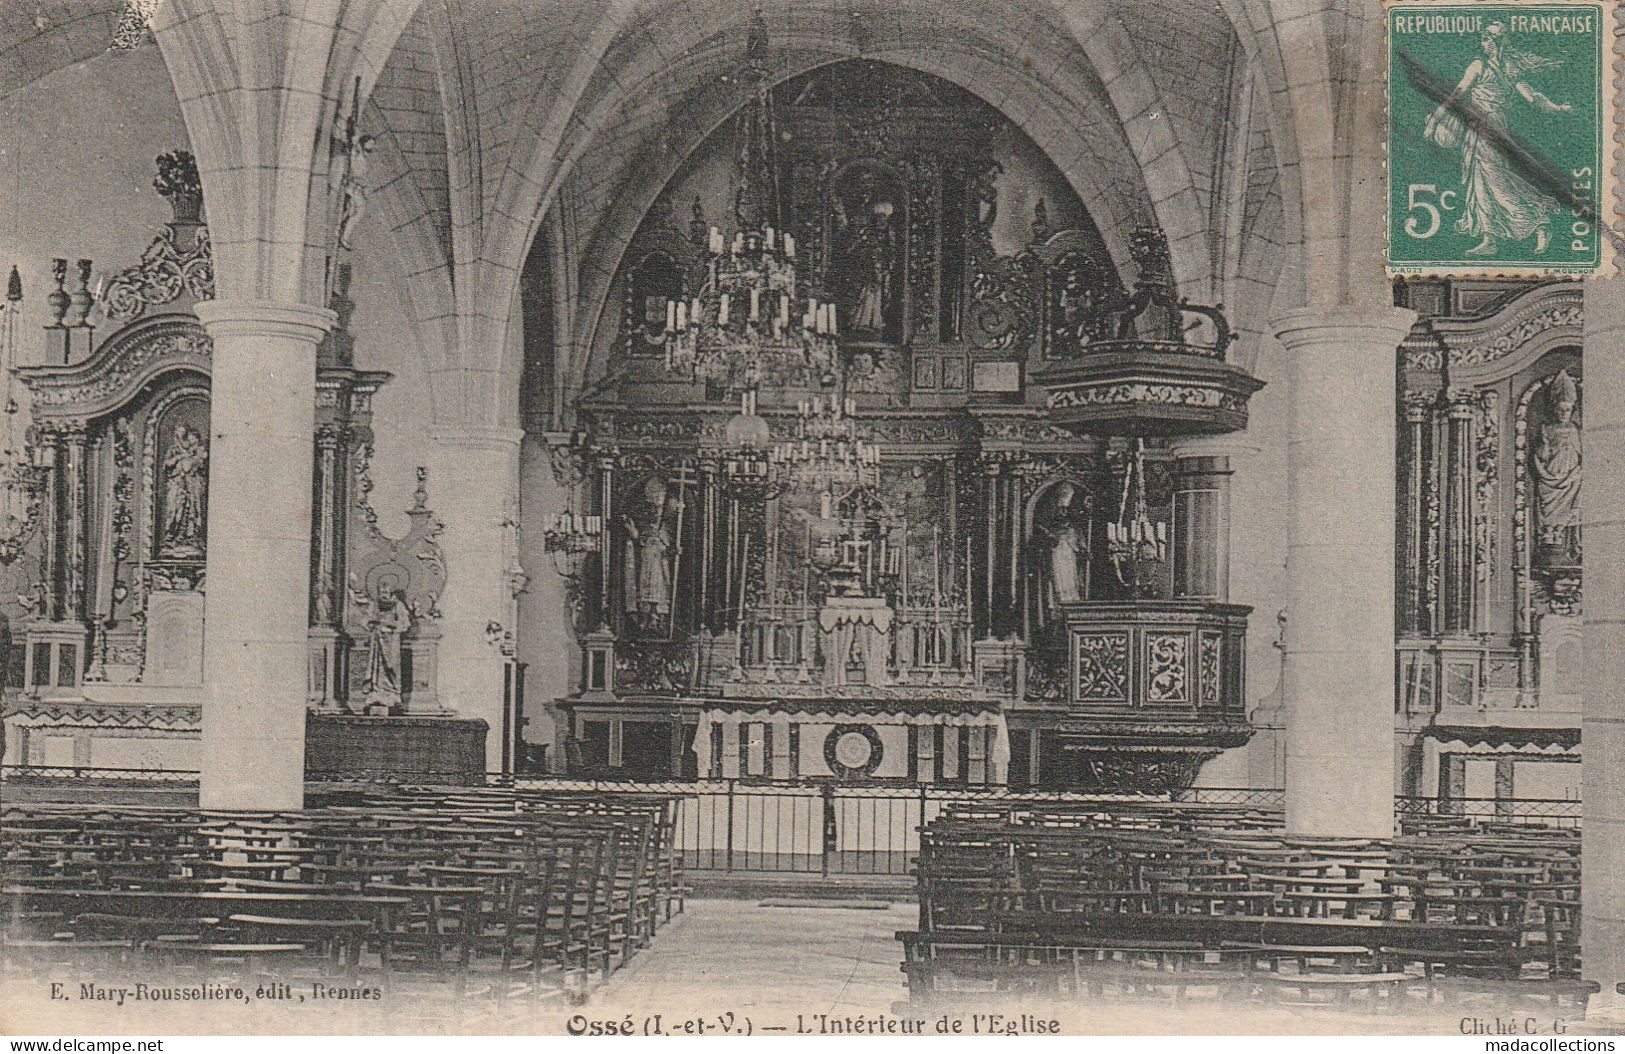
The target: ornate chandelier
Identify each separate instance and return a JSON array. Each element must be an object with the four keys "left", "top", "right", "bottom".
[
  {"left": 721, "top": 388, "right": 791, "bottom": 496},
  {"left": 540, "top": 440, "right": 601, "bottom": 579},
  {"left": 1107, "top": 438, "right": 1166, "bottom": 593},
  {"left": 662, "top": 10, "right": 837, "bottom": 390},
  {"left": 773, "top": 395, "right": 880, "bottom": 494}
]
